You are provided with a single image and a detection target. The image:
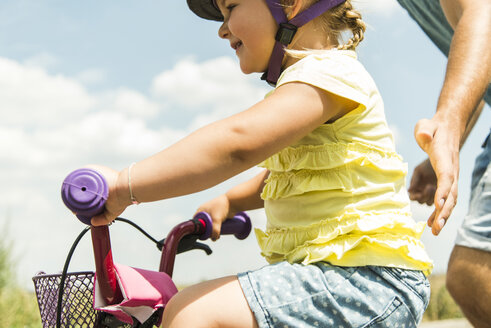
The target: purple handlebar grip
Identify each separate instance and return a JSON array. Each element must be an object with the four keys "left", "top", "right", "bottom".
[
  {"left": 61, "top": 168, "right": 108, "bottom": 225},
  {"left": 196, "top": 211, "right": 252, "bottom": 240}
]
